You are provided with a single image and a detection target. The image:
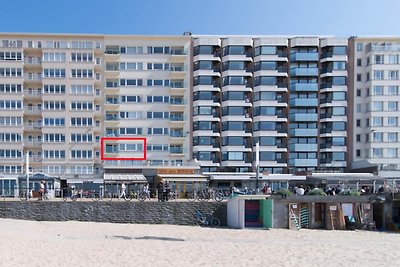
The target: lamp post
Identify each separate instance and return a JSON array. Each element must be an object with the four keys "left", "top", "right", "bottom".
[
  {"left": 26, "top": 152, "right": 29, "bottom": 201},
  {"left": 256, "top": 142, "right": 260, "bottom": 193}
]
